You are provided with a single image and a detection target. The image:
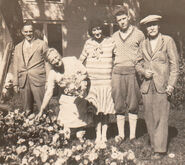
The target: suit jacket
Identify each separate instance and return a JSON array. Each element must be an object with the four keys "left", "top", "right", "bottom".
[
  {"left": 137, "top": 33, "right": 179, "bottom": 94},
  {"left": 13, "top": 39, "right": 50, "bottom": 88}
]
